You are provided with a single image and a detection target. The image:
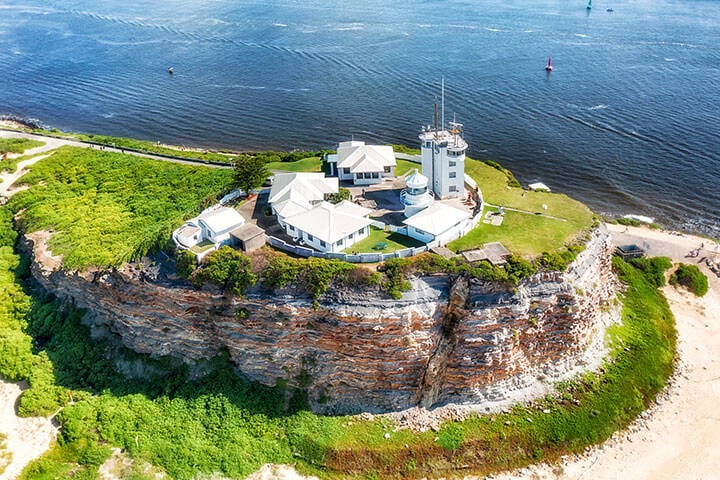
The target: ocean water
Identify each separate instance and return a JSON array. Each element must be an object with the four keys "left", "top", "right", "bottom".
[{"left": 1, "top": 0, "right": 718, "bottom": 237}]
